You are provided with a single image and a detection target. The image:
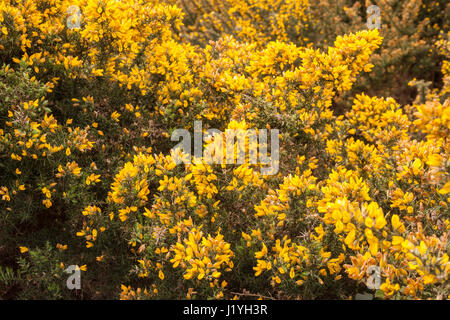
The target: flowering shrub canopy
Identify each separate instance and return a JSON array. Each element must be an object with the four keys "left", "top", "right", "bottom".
[{"left": 0, "top": 0, "right": 449, "bottom": 300}]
